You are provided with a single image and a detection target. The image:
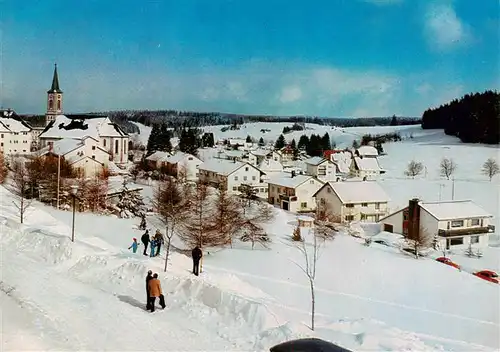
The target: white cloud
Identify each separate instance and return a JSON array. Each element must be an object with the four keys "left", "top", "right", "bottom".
[
  {"left": 424, "top": 3, "right": 471, "bottom": 50},
  {"left": 279, "top": 85, "right": 302, "bottom": 103}
]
